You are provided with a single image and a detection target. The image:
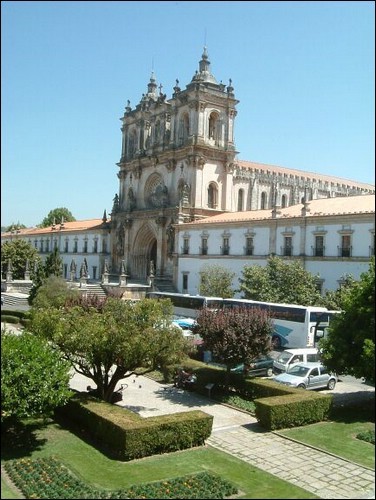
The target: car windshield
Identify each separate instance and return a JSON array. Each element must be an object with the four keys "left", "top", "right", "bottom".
[
  {"left": 288, "top": 365, "right": 310, "bottom": 377},
  {"left": 277, "top": 352, "right": 293, "bottom": 363}
]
